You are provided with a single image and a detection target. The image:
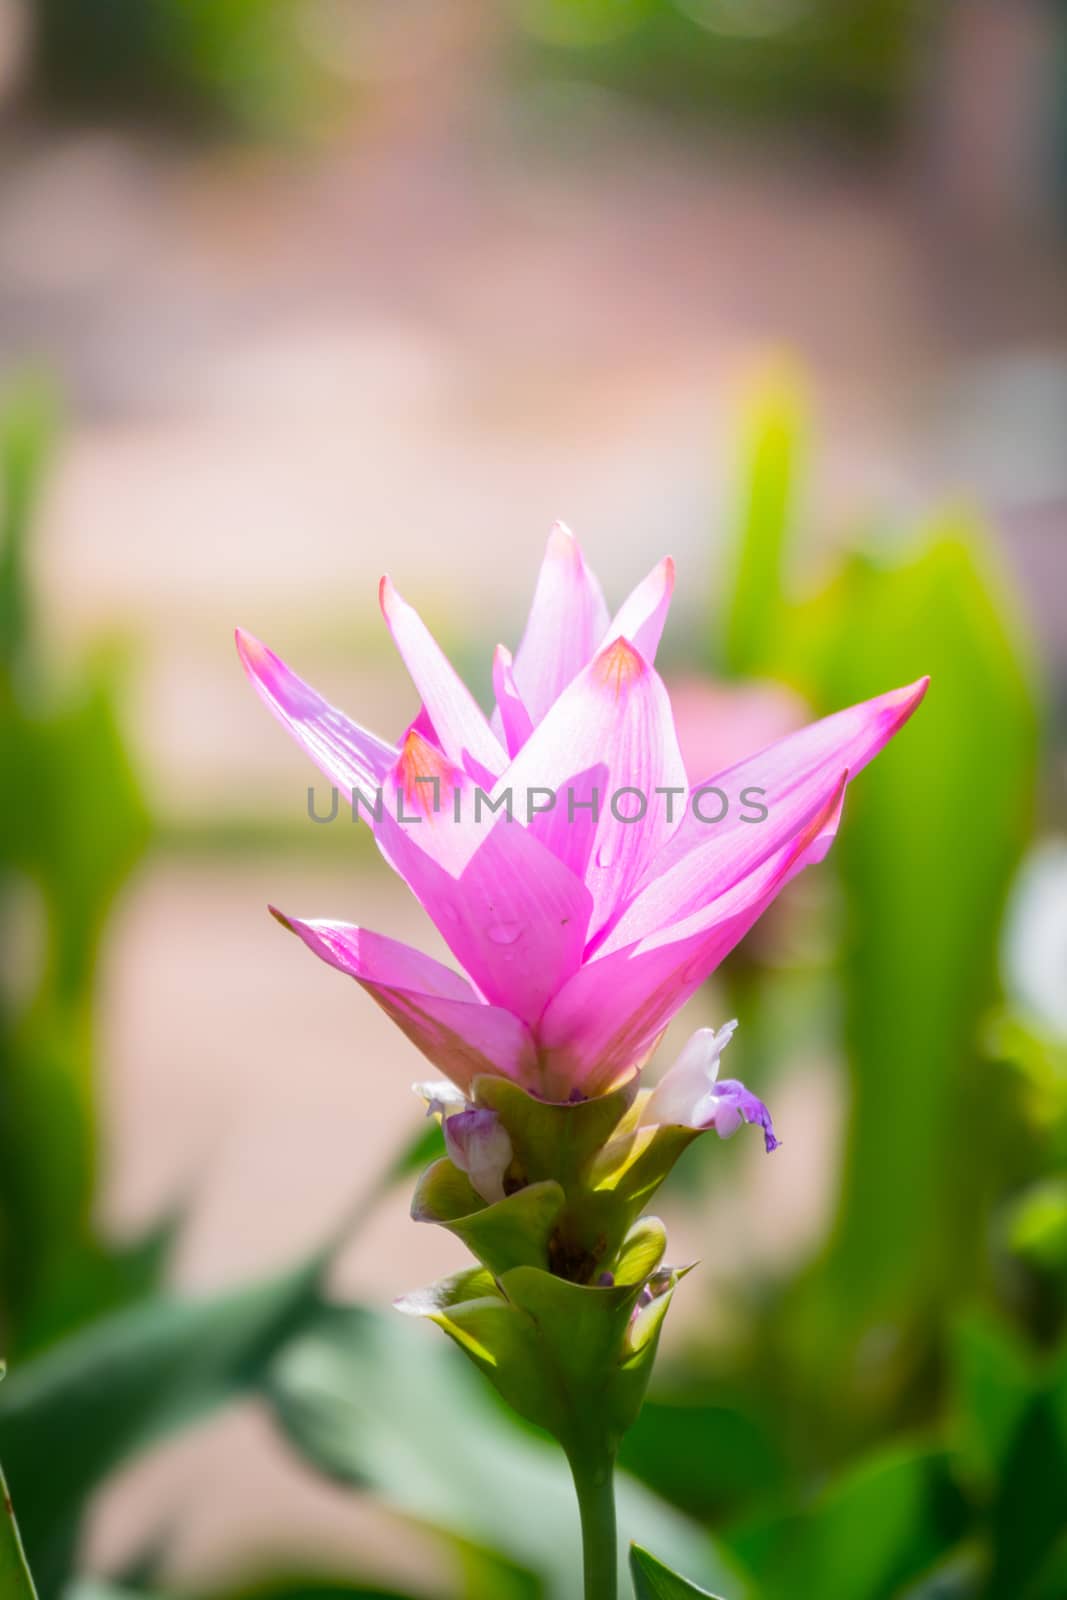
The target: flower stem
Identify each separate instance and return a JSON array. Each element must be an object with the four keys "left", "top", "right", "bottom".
[{"left": 567, "top": 1446, "right": 618, "bottom": 1600}]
